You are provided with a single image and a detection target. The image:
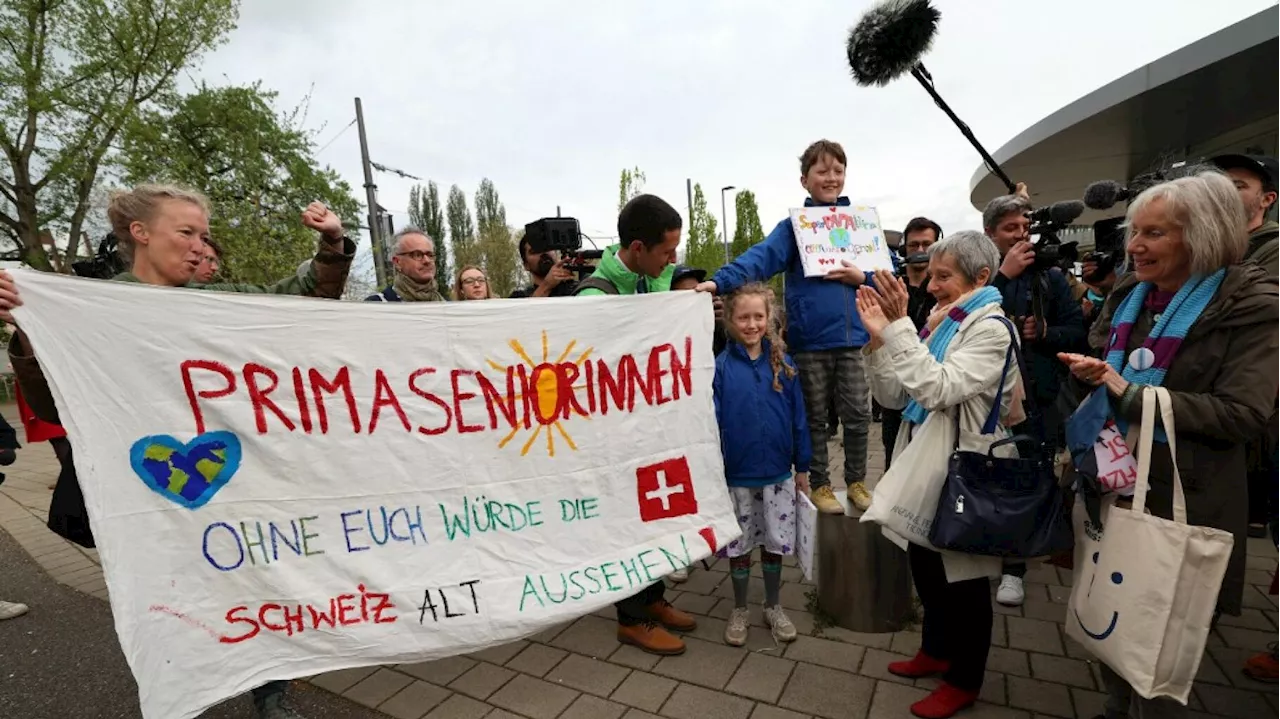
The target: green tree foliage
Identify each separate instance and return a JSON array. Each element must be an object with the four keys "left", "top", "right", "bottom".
[
  {"left": 730, "top": 190, "right": 764, "bottom": 260},
  {"left": 342, "top": 258, "right": 377, "bottom": 301},
  {"left": 683, "top": 183, "right": 721, "bottom": 274},
  {"left": 727, "top": 188, "right": 784, "bottom": 297},
  {"left": 473, "top": 178, "right": 519, "bottom": 298},
  {"left": 409, "top": 181, "right": 448, "bottom": 289},
  {"left": 118, "top": 82, "right": 359, "bottom": 284},
  {"left": 618, "top": 166, "right": 646, "bottom": 211},
  {"left": 446, "top": 184, "right": 476, "bottom": 270},
  {"left": 0, "top": 0, "right": 240, "bottom": 270}
]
